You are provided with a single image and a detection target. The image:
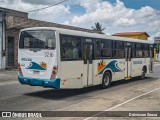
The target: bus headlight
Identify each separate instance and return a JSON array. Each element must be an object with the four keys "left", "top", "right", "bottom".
[
  {"left": 50, "top": 66, "right": 57, "bottom": 80},
  {"left": 18, "top": 63, "right": 23, "bottom": 76}
]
